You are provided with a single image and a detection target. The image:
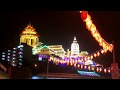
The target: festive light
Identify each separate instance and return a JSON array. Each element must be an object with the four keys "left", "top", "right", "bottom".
[
  {"left": 80, "top": 11, "right": 113, "bottom": 52},
  {"left": 77, "top": 70, "right": 100, "bottom": 77},
  {"left": 81, "top": 11, "right": 88, "bottom": 21}
]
